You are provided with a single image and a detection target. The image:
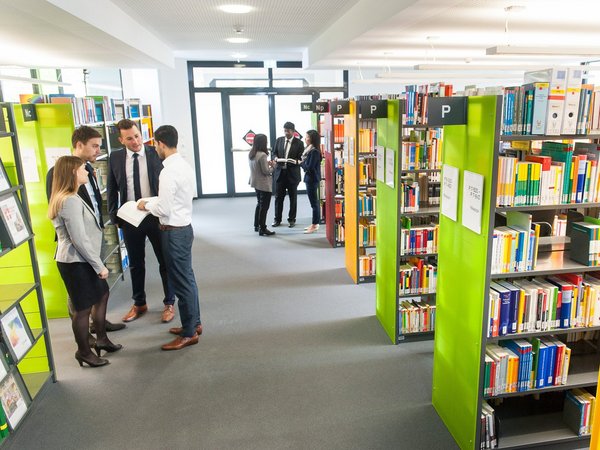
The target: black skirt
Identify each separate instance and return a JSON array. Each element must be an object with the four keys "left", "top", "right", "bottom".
[{"left": 57, "top": 262, "right": 109, "bottom": 312}]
